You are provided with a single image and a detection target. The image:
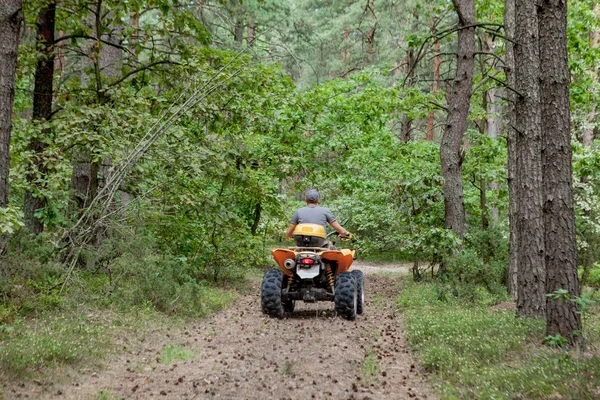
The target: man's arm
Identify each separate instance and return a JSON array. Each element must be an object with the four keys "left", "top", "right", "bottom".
[
  {"left": 330, "top": 220, "right": 349, "bottom": 236},
  {"left": 285, "top": 223, "right": 297, "bottom": 239}
]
